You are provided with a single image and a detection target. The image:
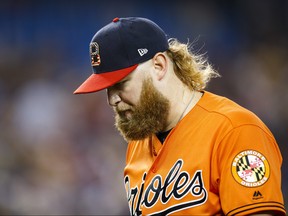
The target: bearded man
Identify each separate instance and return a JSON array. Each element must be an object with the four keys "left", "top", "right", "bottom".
[{"left": 74, "top": 17, "right": 286, "bottom": 216}]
